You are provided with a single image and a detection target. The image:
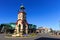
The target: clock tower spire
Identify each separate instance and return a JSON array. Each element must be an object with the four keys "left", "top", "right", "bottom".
[{"left": 13, "top": 4, "right": 28, "bottom": 36}]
